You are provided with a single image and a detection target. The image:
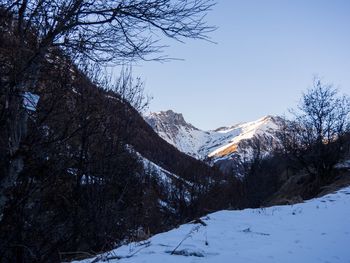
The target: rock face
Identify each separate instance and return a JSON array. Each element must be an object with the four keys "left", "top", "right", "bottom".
[
  {"left": 147, "top": 110, "right": 195, "bottom": 129},
  {"left": 146, "top": 110, "right": 198, "bottom": 141},
  {"left": 145, "top": 110, "right": 208, "bottom": 159},
  {"left": 145, "top": 110, "right": 284, "bottom": 176}
]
